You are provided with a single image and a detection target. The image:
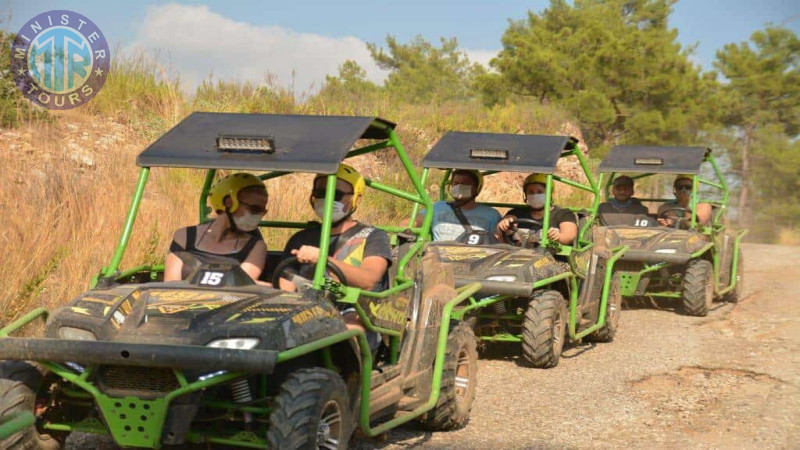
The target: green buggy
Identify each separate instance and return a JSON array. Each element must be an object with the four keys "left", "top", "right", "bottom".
[
  {"left": 418, "top": 132, "right": 628, "bottom": 368},
  {"left": 0, "top": 113, "right": 480, "bottom": 449},
  {"left": 595, "top": 145, "right": 747, "bottom": 316}
]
